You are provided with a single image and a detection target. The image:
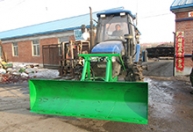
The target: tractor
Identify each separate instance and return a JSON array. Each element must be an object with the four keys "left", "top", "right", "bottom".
[{"left": 29, "top": 8, "right": 148, "bottom": 124}]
